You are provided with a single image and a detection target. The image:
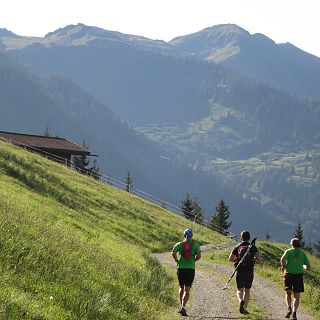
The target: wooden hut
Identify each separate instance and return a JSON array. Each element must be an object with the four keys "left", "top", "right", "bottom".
[{"left": 0, "top": 131, "right": 91, "bottom": 165}]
